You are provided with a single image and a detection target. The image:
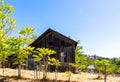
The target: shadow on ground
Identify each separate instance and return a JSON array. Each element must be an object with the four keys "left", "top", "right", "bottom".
[{"left": 0, "top": 75, "right": 77, "bottom": 82}]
